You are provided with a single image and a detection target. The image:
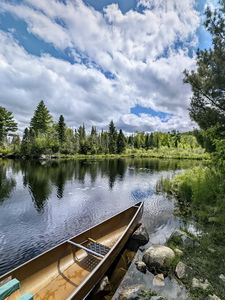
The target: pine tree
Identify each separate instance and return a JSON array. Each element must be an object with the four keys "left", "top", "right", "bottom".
[
  {"left": 89, "top": 126, "right": 98, "bottom": 154},
  {"left": 0, "top": 106, "right": 17, "bottom": 144},
  {"left": 30, "top": 100, "right": 53, "bottom": 135},
  {"left": 117, "top": 129, "right": 126, "bottom": 154},
  {"left": 57, "top": 115, "right": 66, "bottom": 144},
  {"left": 184, "top": 1, "right": 225, "bottom": 137},
  {"left": 108, "top": 120, "right": 117, "bottom": 154},
  {"left": 21, "top": 128, "right": 31, "bottom": 155}
]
